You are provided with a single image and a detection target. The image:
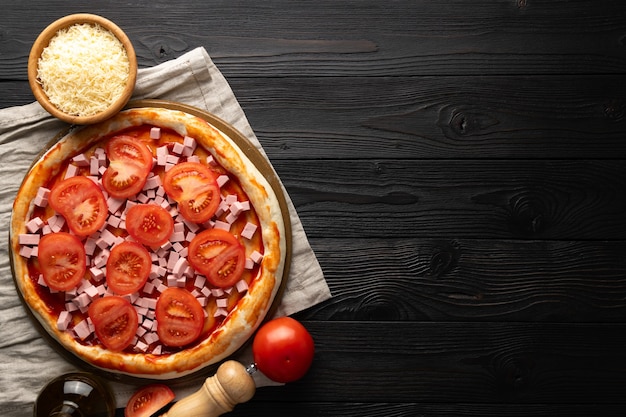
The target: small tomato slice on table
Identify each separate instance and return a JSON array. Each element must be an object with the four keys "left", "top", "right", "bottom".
[
  {"left": 88, "top": 295, "right": 138, "bottom": 352},
  {"left": 188, "top": 228, "right": 245, "bottom": 288},
  {"left": 37, "top": 232, "right": 86, "bottom": 291},
  {"left": 156, "top": 288, "right": 204, "bottom": 347},
  {"left": 106, "top": 241, "right": 152, "bottom": 295},
  {"left": 102, "top": 135, "right": 153, "bottom": 198},
  {"left": 162, "top": 162, "right": 220, "bottom": 224},
  {"left": 252, "top": 317, "right": 315, "bottom": 383},
  {"left": 49, "top": 176, "right": 107, "bottom": 237},
  {"left": 125, "top": 384, "right": 175, "bottom": 417},
  {"left": 125, "top": 204, "right": 174, "bottom": 247}
]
